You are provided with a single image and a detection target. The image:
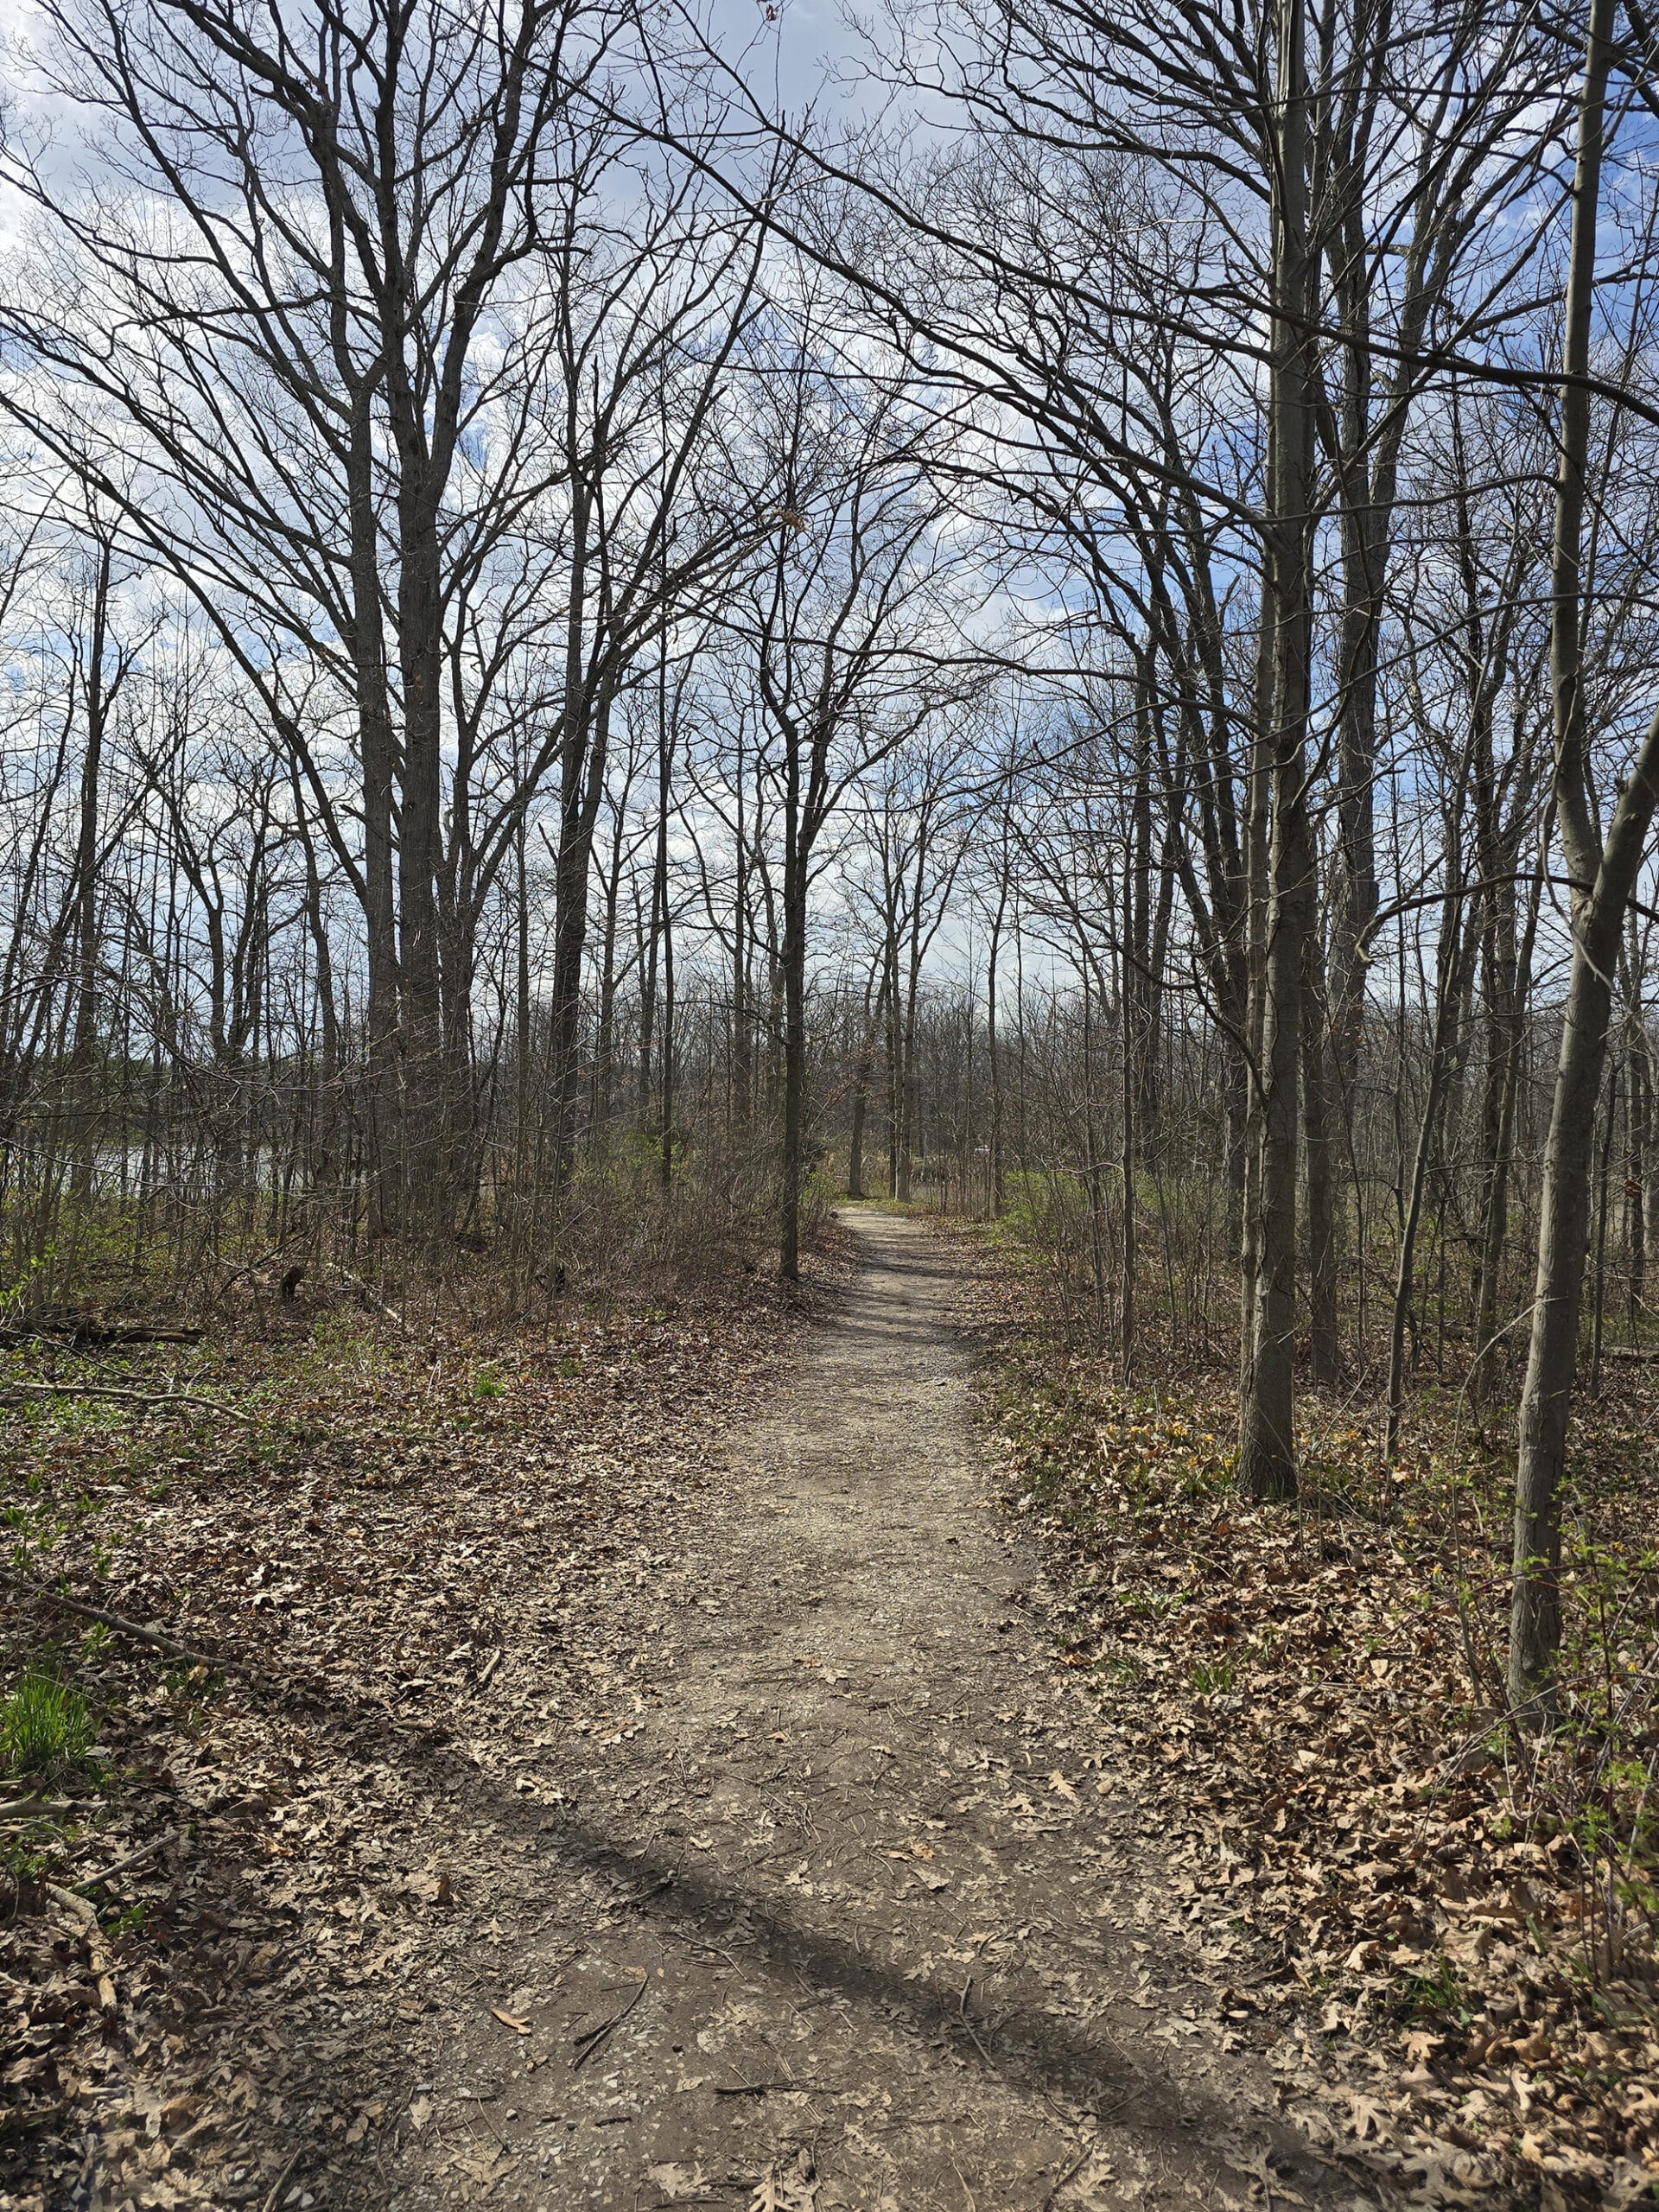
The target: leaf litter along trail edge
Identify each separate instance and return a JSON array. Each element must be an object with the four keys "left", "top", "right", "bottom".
[
  {"left": 0, "top": 1250, "right": 841, "bottom": 2211},
  {"left": 953, "top": 1212, "right": 1659, "bottom": 2211}
]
